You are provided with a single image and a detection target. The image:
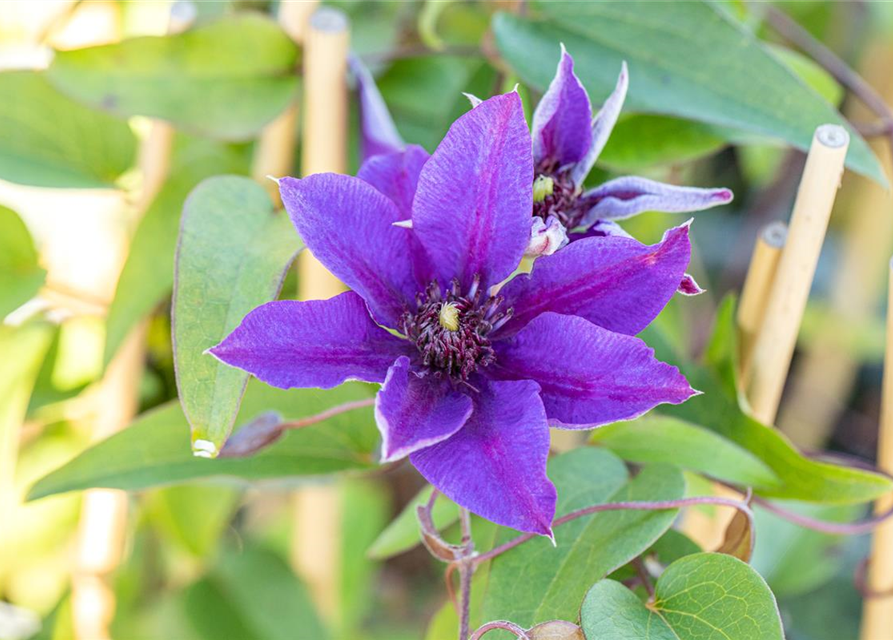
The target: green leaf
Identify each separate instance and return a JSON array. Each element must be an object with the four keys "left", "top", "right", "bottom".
[
  {"left": 210, "top": 543, "right": 327, "bottom": 640},
  {"left": 646, "top": 296, "right": 893, "bottom": 504},
  {"left": 173, "top": 176, "right": 301, "bottom": 455},
  {"left": 581, "top": 553, "right": 784, "bottom": 640},
  {"left": 0, "top": 71, "right": 136, "bottom": 188},
  {"left": 103, "top": 138, "right": 249, "bottom": 367},
  {"left": 770, "top": 44, "right": 843, "bottom": 107},
  {"left": 47, "top": 14, "right": 299, "bottom": 141},
  {"left": 367, "top": 484, "right": 460, "bottom": 560},
  {"left": 481, "top": 450, "right": 684, "bottom": 627},
  {"left": 0, "top": 206, "right": 45, "bottom": 318},
  {"left": 590, "top": 414, "right": 778, "bottom": 489},
  {"left": 598, "top": 115, "right": 726, "bottom": 172},
  {"left": 146, "top": 484, "right": 242, "bottom": 559},
  {"left": 493, "top": 2, "right": 885, "bottom": 185},
  {"left": 27, "top": 381, "right": 377, "bottom": 500}
]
